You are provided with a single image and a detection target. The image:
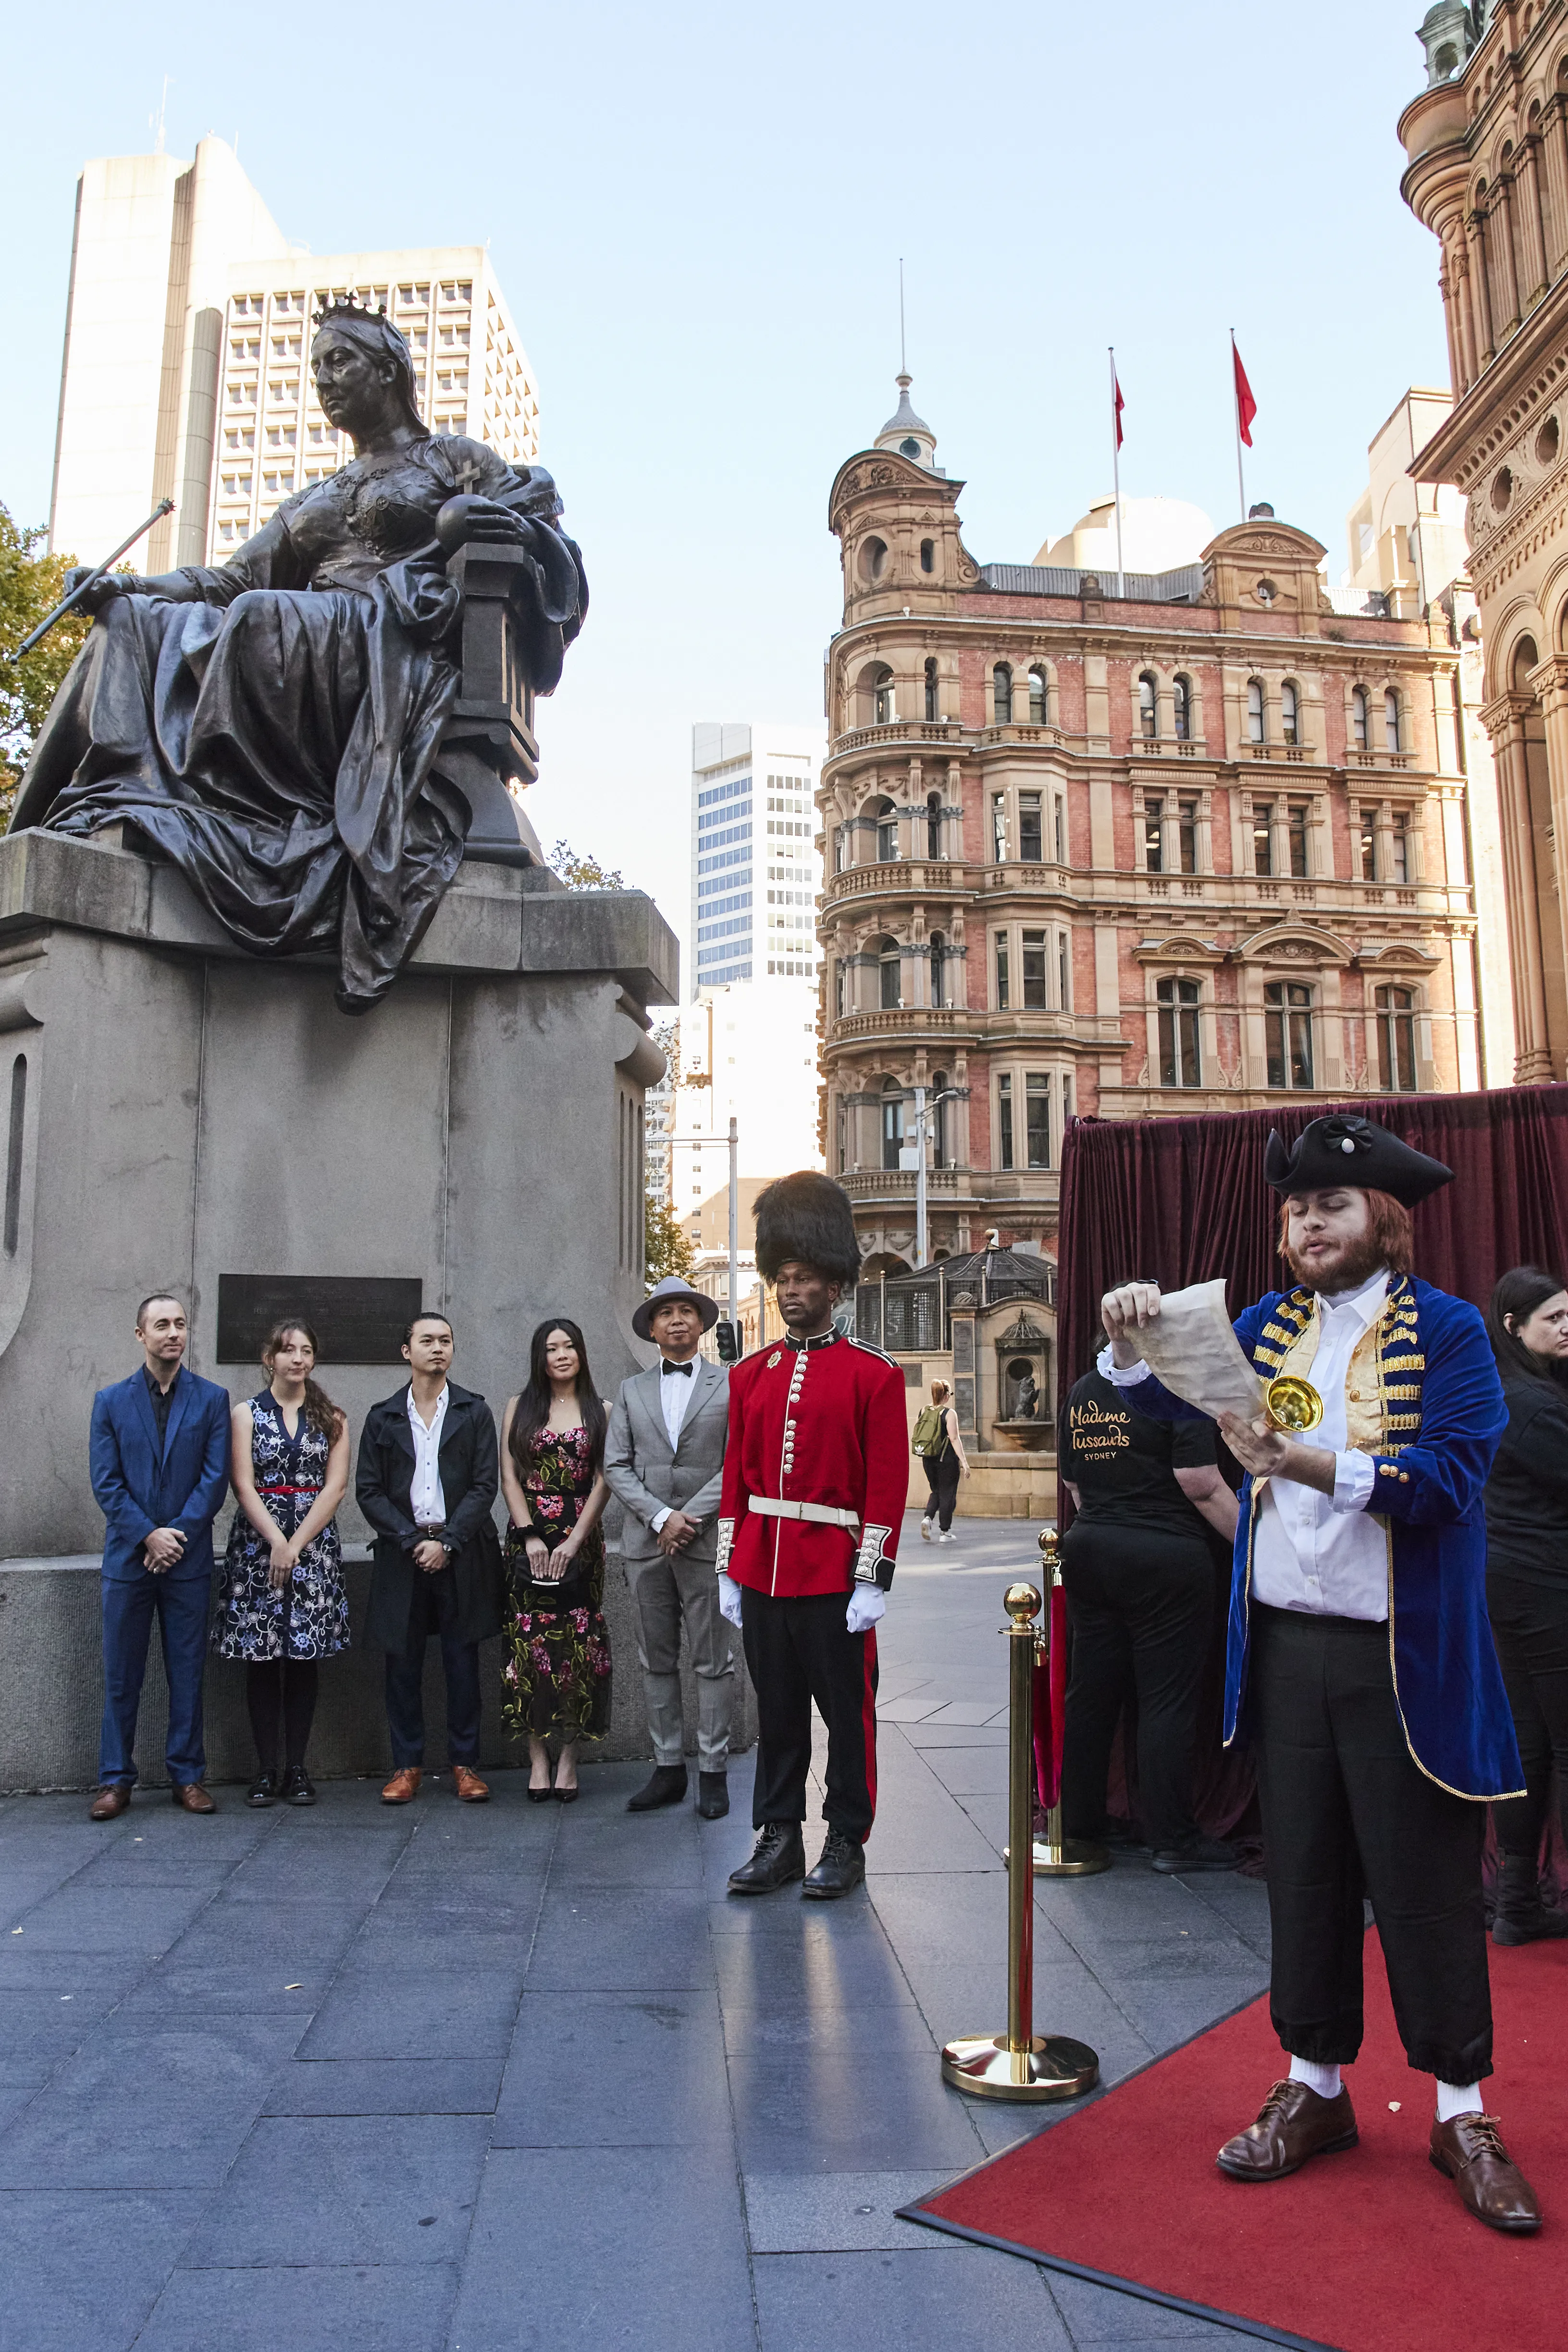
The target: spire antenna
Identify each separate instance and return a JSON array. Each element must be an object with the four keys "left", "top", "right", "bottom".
[{"left": 899, "top": 258, "right": 906, "bottom": 378}]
